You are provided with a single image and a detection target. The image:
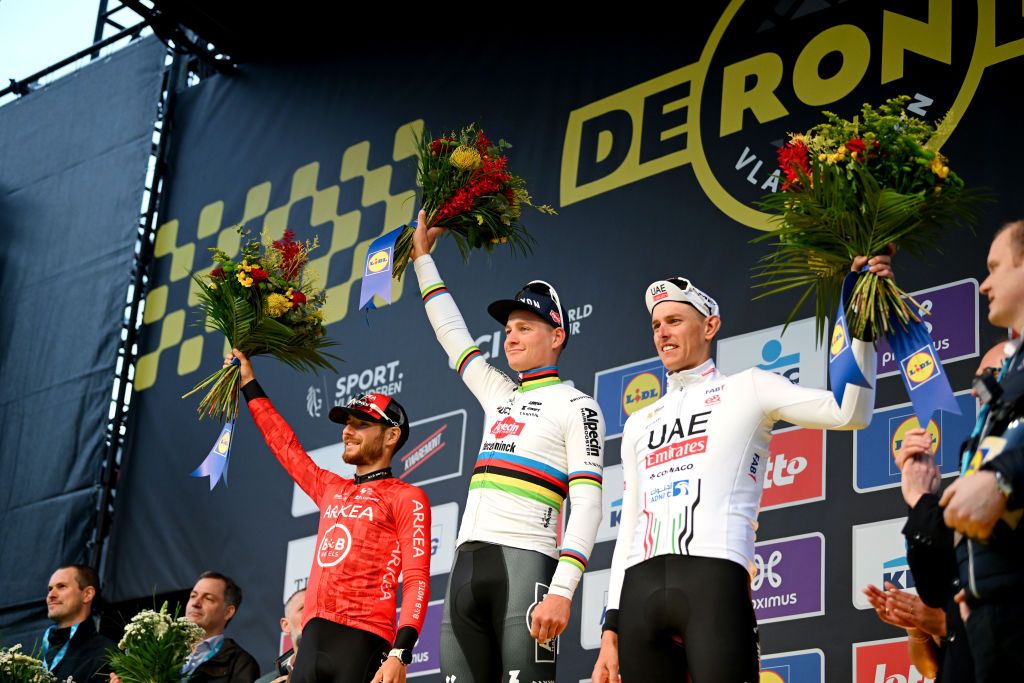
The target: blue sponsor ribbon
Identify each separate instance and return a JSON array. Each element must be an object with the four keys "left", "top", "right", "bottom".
[
  {"left": 888, "top": 310, "right": 960, "bottom": 428},
  {"left": 828, "top": 271, "right": 873, "bottom": 405},
  {"left": 359, "top": 226, "right": 405, "bottom": 310},
  {"left": 191, "top": 418, "right": 235, "bottom": 490},
  {"left": 190, "top": 357, "right": 238, "bottom": 490}
]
